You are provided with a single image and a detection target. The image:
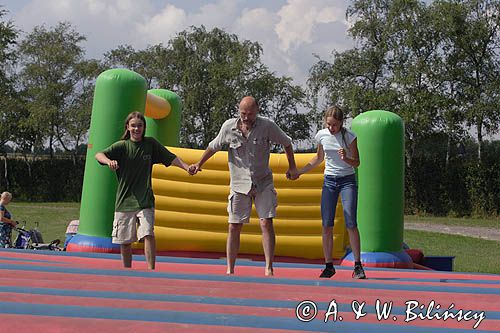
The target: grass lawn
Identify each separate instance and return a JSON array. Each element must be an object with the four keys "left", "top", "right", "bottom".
[
  {"left": 7, "top": 202, "right": 80, "bottom": 244},
  {"left": 5, "top": 202, "right": 500, "bottom": 274},
  {"left": 404, "top": 230, "right": 500, "bottom": 274},
  {"left": 405, "top": 215, "right": 499, "bottom": 228}
]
